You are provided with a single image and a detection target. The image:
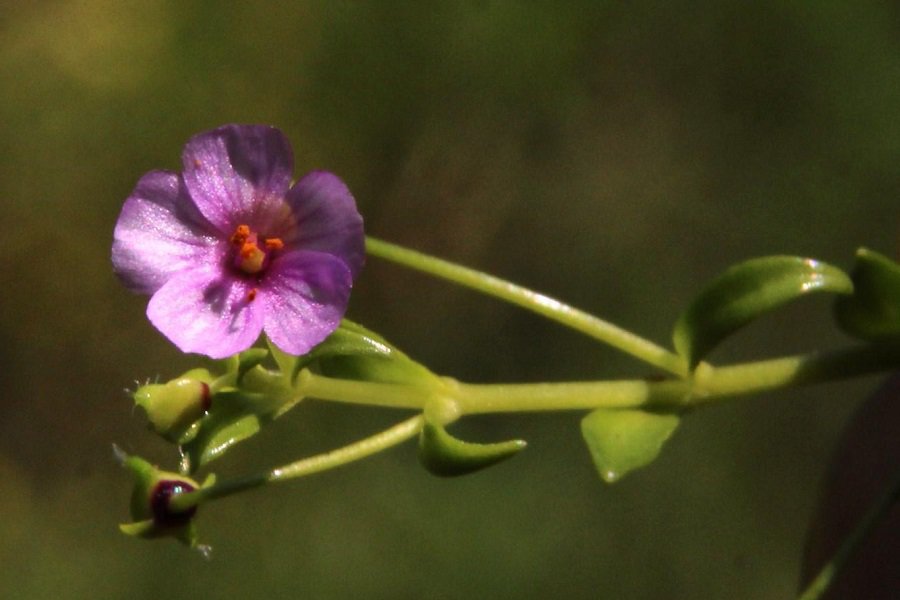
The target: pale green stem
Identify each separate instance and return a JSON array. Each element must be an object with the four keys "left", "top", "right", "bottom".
[
  {"left": 295, "top": 369, "right": 433, "bottom": 410},
  {"left": 169, "top": 414, "right": 424, "bottom": 511},
  {"left": 797, "top": 464, "right": 900, "bottom": 600},
  {"left": 694, "top": 343, "right": 900, "bottom": 402},
  {"left": 453, "top": 379, "right": 688, "bottom": 413},
  {"left": 293, "top": 344, "right": 900, "bottom": 415},
  {"left": 269, "top": 414, "right": 424, "bottom": 480},
  {"left": 165, "top": 344, "right": 900, "bottom": 513},
  {"left": 365, "top": 236, "right": 687, "bottom": 377}
]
